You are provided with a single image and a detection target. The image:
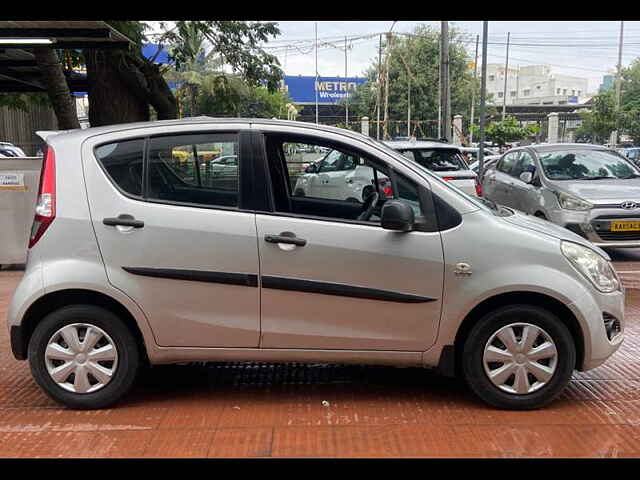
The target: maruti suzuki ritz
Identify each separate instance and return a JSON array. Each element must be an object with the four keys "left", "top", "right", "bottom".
[{"left": 7, "top": 118, "right": 624, "bottom": 410}]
